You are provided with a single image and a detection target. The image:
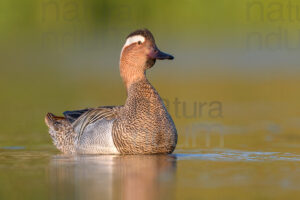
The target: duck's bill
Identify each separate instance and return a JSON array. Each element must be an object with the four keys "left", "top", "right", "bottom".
[{"left": 149, "top": 47, "right": 174, "bottom": 60}]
